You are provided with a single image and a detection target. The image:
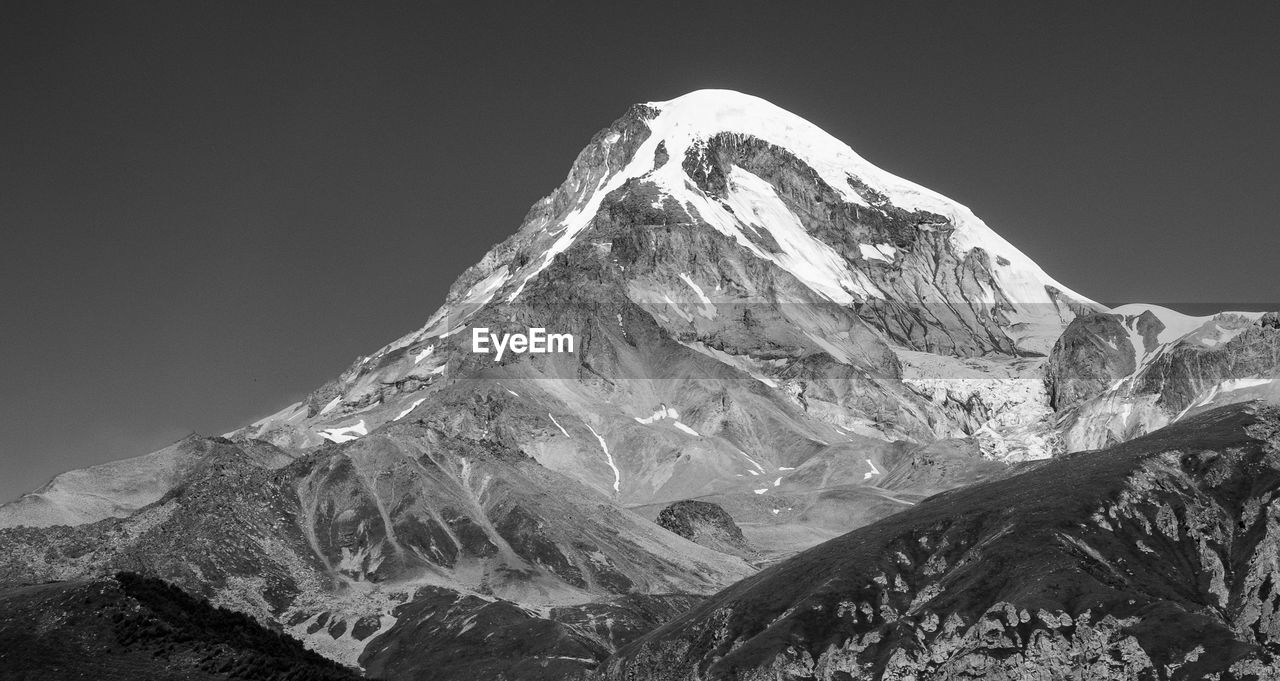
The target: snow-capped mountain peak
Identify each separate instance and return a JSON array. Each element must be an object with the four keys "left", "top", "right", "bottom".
[
  {"left": 474, "top": 88, "right": 1096, "bottom": 358},
  {"left": 231, "top": 89, "right": 1107, "bottom": 465}
]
